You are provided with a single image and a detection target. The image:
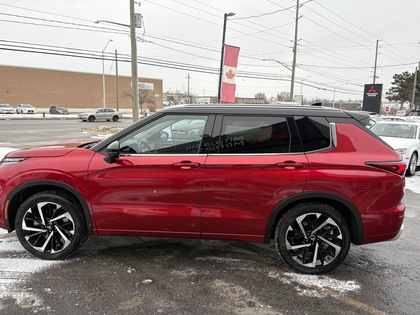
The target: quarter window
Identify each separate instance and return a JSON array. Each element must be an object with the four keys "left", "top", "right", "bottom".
[{"left": 295, "top": 116, "right": 331, "bottom": 151}]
